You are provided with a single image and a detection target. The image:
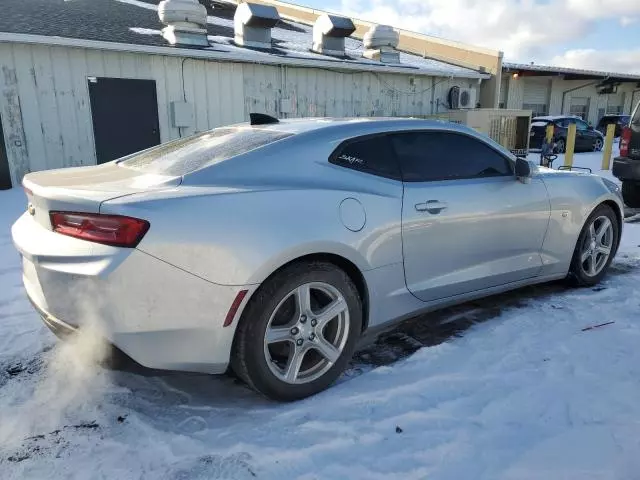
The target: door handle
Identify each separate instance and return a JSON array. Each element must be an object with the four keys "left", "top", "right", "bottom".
[{"left": 415, "top": 200, "right": 447, "bottom": 214}]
